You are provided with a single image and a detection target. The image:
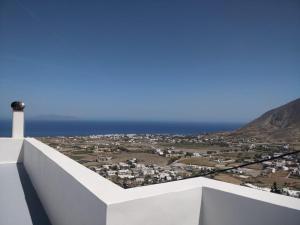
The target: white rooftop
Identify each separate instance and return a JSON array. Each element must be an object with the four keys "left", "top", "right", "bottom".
[
  {"left": 0, "top": 163, "right": 51, "bottom": 225},
  {"left": 0, "top": 137, "right": 299, "bottom": 225}
]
